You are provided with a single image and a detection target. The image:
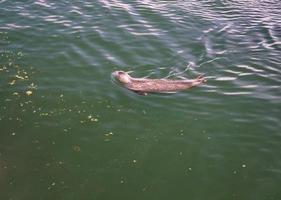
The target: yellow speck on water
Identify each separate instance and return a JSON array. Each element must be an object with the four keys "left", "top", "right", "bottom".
[
  {"left": 87, "top": 115, "right": 98, "bottom": 122},
  {"left": 133, "top": 160, "right": 137, "bottom": 163},
  {"left": 8, "top": 80, "right": 16, "bottom": 85},
  {"left": 26, "top": 90, "right": 32, "bottom": 96},
  {"left": 91, "top": 118, "right": 98, "bottom": 122},
  {"left": 29, "top": 83, "right": 37, "bottom": 89},
  {"left": 242, "top": 164, "right": 246, "bottom": 168},
  {"left": 73, "top": 145, "right": 81, "bottom": 152},
  {"left": 105, "top": 132, "right": 113, "bottom": 137},
  {"left": 15, "top": 75, "right": 25, "bottom": 80},
  {"left": 39, "top": 113, "right": 49, "bottom": 116}
]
